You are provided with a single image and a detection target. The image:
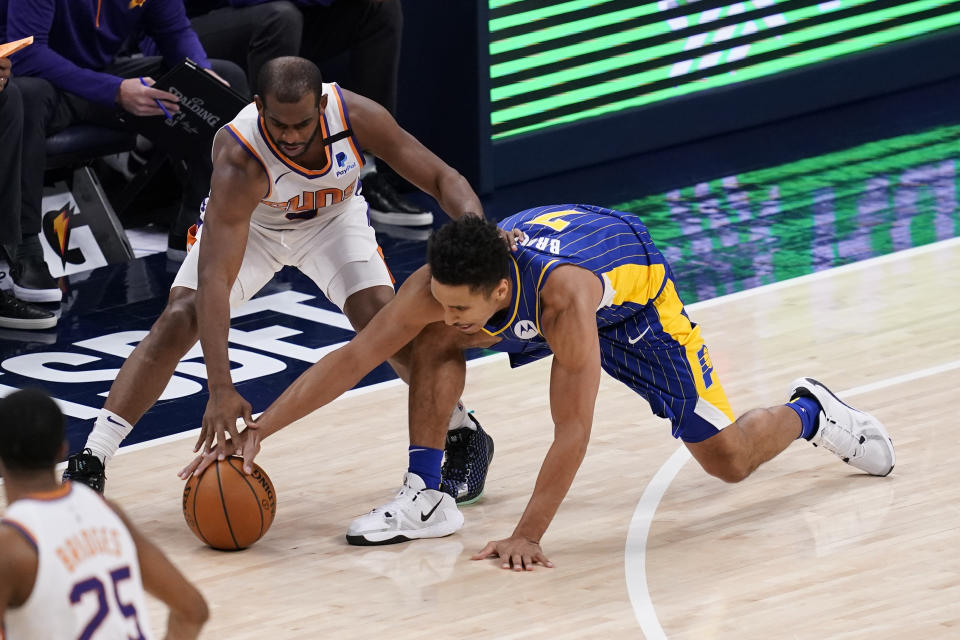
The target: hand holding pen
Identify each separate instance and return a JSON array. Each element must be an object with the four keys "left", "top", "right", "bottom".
[{"left": 116, "top": 76, "right": 179, "bottom": 118}]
